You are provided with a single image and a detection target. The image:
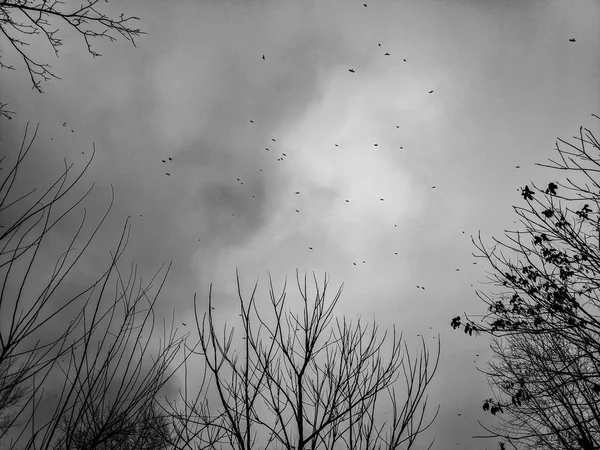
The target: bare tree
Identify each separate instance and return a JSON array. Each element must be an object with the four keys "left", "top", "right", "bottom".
[
  {"left": 167, "top": 270, "right": 440, "bottom": 450},
  {"left": 0, "top": 124, "right": 190, "bottom": 450},
  {"left": 451, "top": 113, "right": 600, "bottom": 450},
  {"left": 0, "top": 0, "right": 144, "bottom": 117}
]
